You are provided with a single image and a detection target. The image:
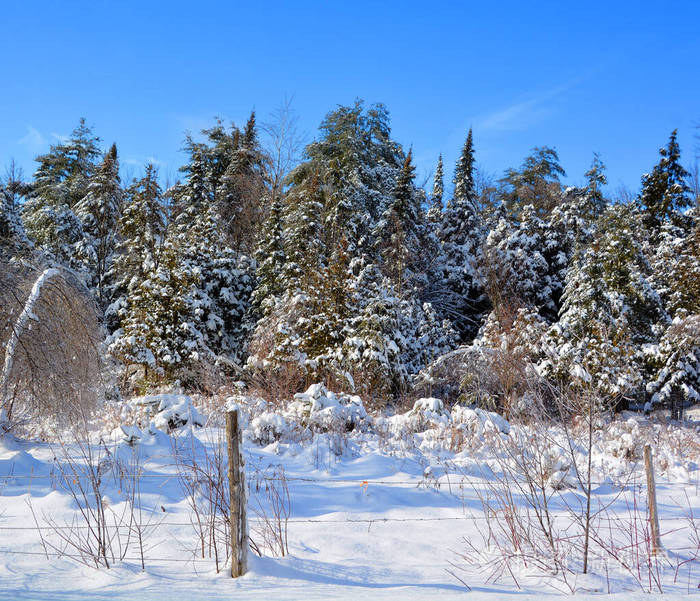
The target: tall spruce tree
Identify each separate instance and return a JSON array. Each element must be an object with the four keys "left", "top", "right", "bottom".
[
  {"left": 435, "top": 129, "right": 485, "bottom": 340},
  {"left": 75, "top": 143, "right": 123, "bottom": 304},
  {"left": 451, "top": 128, "right": 475, "bottom": 206},
  {"left": 251, "top": 197, "right": 286, "bottom": 317},
  {"left": 375, "top": 148, "right": 421, "bottom": 295},
  {"left": 22, "top": 119, "right": 101, "bottom": 268},
  {"left": 584, "top": 152, "right": 608, "bottom": 219},
  {"left": 108, "top": 164, "right": 166, "bottom": 332},
  {"left": 427, "top": 154, "right": 444, "bottom": 223},
  {"left": 639, "top": 129, "right": 691, "bottom": 230}
]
